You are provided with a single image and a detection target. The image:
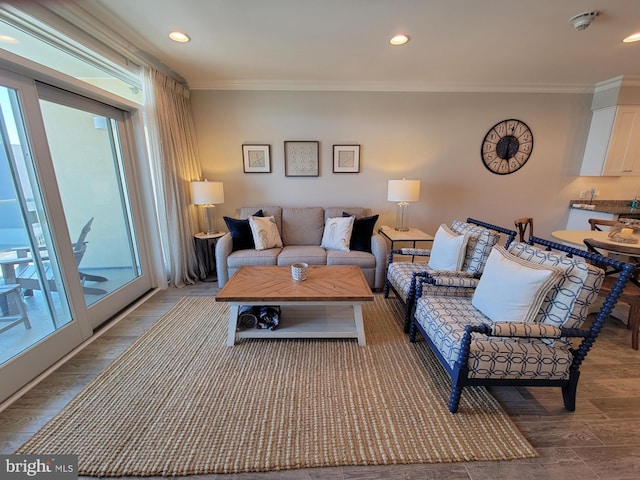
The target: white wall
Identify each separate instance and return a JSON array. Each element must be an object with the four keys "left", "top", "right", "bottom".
[{"left": 191, "top": 90, "right": 639, "bottom": 239}]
